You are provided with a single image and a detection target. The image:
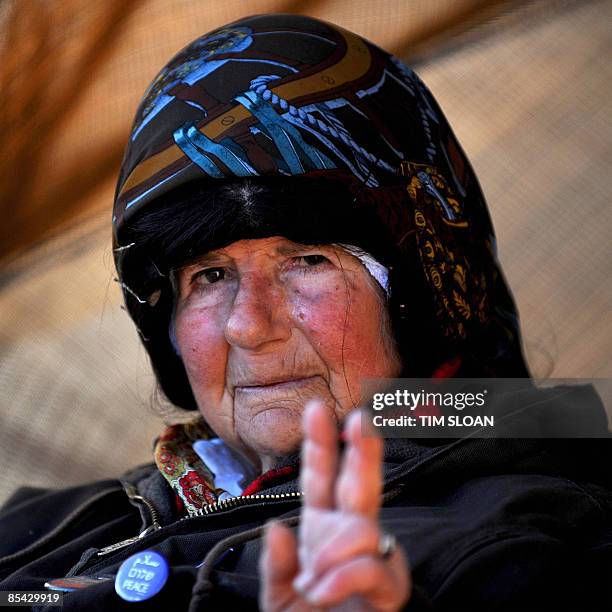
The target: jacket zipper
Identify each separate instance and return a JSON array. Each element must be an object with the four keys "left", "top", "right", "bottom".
[
  {"left": 95, "top": 491, "right": 303, "bottom": 557},
  {"left": 122, "top": 483, "right": 162, "bottom": 529},
  {"left": 187, "top": 491, "right": 303, "bottom": 516},
  {"left": 95, "top": 524, "right": 160, "bottom": 556},
  {"left": 96, "top": 483, "right": 163, "bottom": 556}
]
